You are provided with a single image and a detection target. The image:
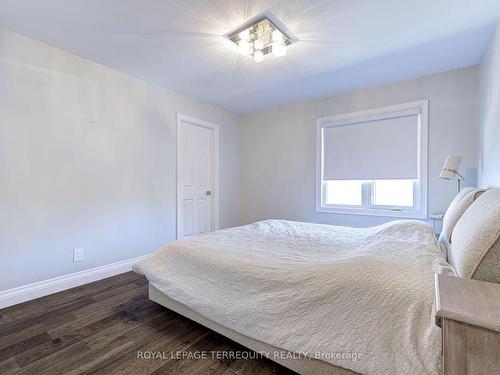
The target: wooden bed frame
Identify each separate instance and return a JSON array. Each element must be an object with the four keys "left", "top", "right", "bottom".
[{"left": 149, "top": 283, "right": 358, "bottom": 375}]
